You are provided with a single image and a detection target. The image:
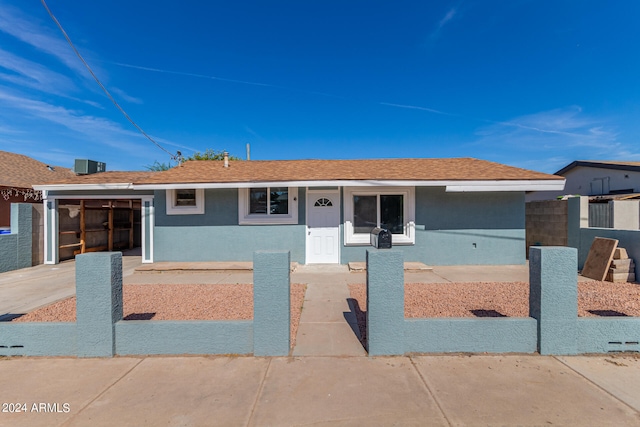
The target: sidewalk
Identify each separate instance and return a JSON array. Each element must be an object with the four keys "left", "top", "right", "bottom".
[{"left": 1, "top": 354, "right": 639, "bottom": 426}]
